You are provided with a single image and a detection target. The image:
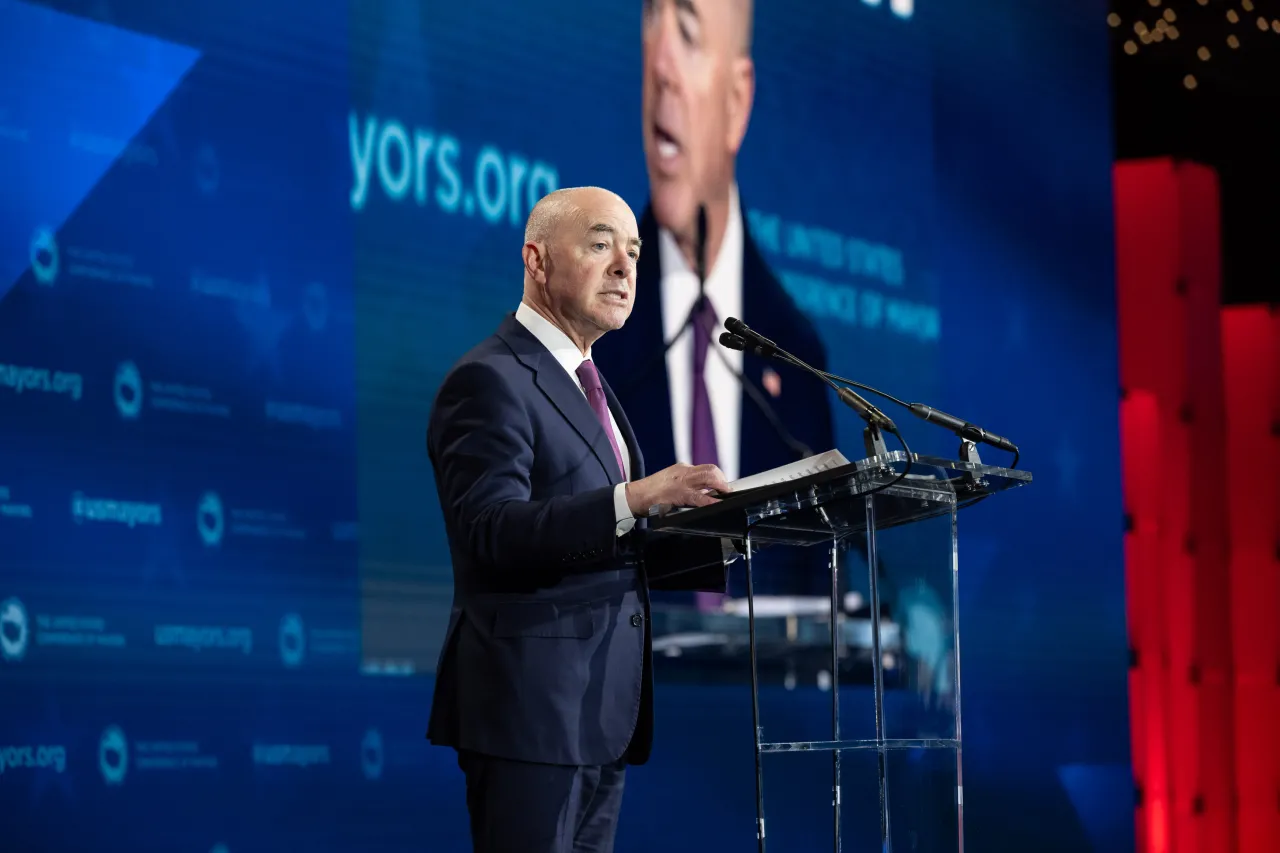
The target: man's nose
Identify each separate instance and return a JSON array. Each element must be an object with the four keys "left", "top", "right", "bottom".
[
  {"left": 610, "top": 255, "right": 634, "bottom": 279},
  {"left": 646, "top": 2, "right": 679, "bottom": 88}
]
